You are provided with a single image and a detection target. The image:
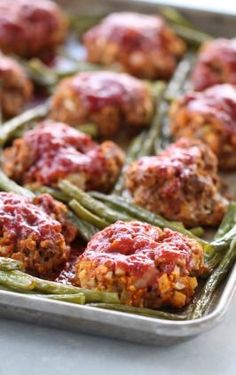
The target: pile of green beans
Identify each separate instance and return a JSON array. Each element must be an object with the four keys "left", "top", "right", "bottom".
[
  {"left": 0, "top": 257, "right": 119, "bottom": 304},
  {"left": 0, "top": 102, "right": 50, "bottom": 146},
  {"left": 59, "top": 180, "right": 211, "bottom": 254}
]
